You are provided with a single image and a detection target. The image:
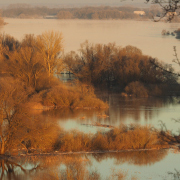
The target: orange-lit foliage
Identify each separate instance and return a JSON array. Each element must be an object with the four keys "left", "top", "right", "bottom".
[
  {"left": 56, "top": 125, "right": 169, "bottom": 153},
  {"left": 0, "top": 32, "right": 63, "bottom": 92},
  {"left": 40, "top": 82, "right": 108, "bottom": 109}
]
